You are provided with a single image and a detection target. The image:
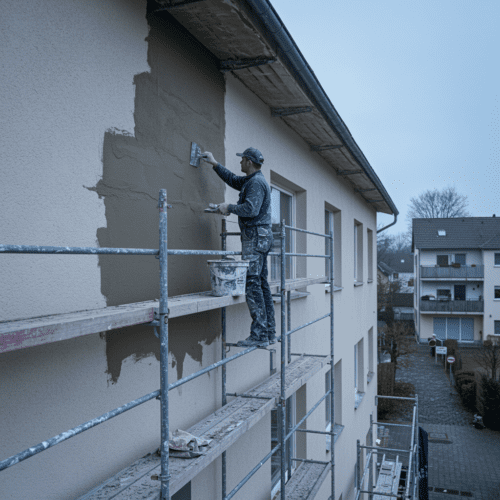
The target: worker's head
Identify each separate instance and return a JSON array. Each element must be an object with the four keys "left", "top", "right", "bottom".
[{"left": 236, "top": 148, "right": 264, "bottom": 174}]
